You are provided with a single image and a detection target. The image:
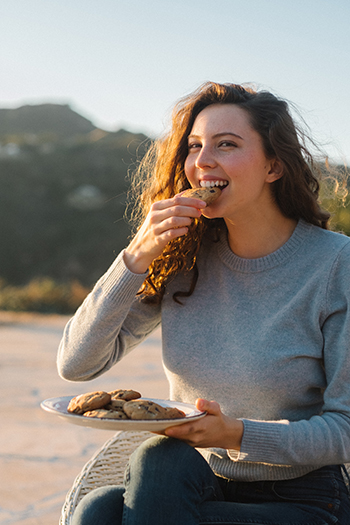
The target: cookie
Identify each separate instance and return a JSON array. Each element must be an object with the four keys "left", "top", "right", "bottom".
[
  {"left": 162, "top": 406, "right": 186, "bottom": 419},
  {"left": 123, "top": 399, "right": 185, "bottom": 420},
  {"left": 105, "top": 399, "right": 126, "bottom": 411},
  {"left": 109, "top": 389, "right": 141, "bottom": 401},
  {"left": 67, "top": 391, "right": 111, "bottom": 415},
  {"left": 83, "top": 409, "right": 129, "bottom": 419},
  {"left": 181, "top": 187, "right": 221, "bottom": 205},
  {"left": 123, "top": 400, "right": 166, "bottom": 420}
]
